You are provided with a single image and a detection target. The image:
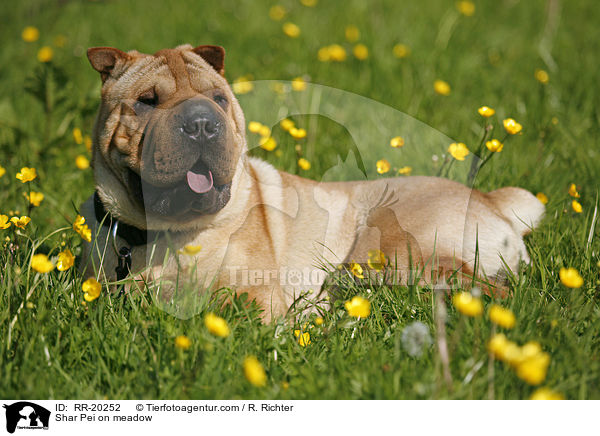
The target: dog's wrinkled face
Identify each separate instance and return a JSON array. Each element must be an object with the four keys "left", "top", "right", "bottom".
[{"left": 88, "top": 44, "right": 246, "bottom": 229}]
